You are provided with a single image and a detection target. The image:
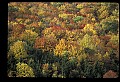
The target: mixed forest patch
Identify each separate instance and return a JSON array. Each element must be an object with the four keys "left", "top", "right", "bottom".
[{"left": 8, "top": 2, "right": 119, "bottom": 78}]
